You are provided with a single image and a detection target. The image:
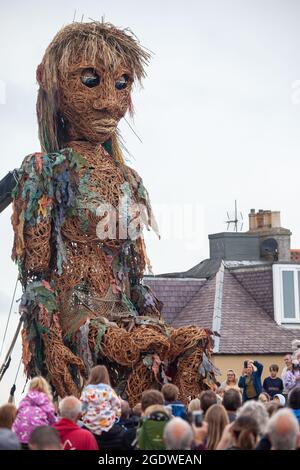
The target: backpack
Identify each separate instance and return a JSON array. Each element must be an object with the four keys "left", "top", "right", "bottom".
[{"left": 136, "top": 410, "right": 170, "bottom": 450}]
